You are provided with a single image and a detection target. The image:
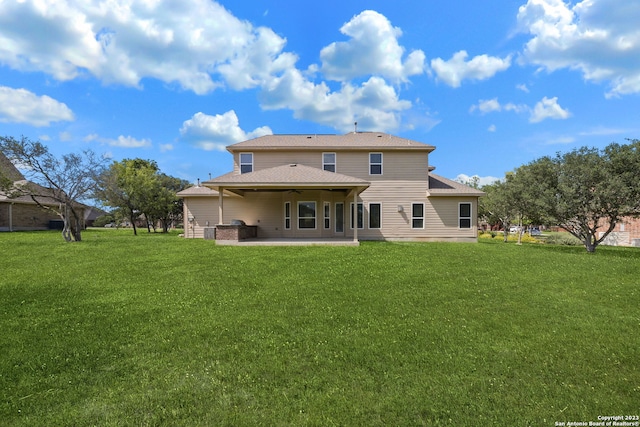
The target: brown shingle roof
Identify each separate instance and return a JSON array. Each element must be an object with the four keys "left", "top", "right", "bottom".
[
  {"left": 204, "top": 164, "right": 369, "bottom": 189},
  {"left": 176, "top": 185, "right": 220, "bottom": 197},
  {"left": 428, "top": 174, "right": 485, "bottom": 197},
  {"left": 227, "top": 132, "right": 435, "bottom": 152},
  {"left": 0, "top": 151, "right": 25, "bottom": 181}
]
